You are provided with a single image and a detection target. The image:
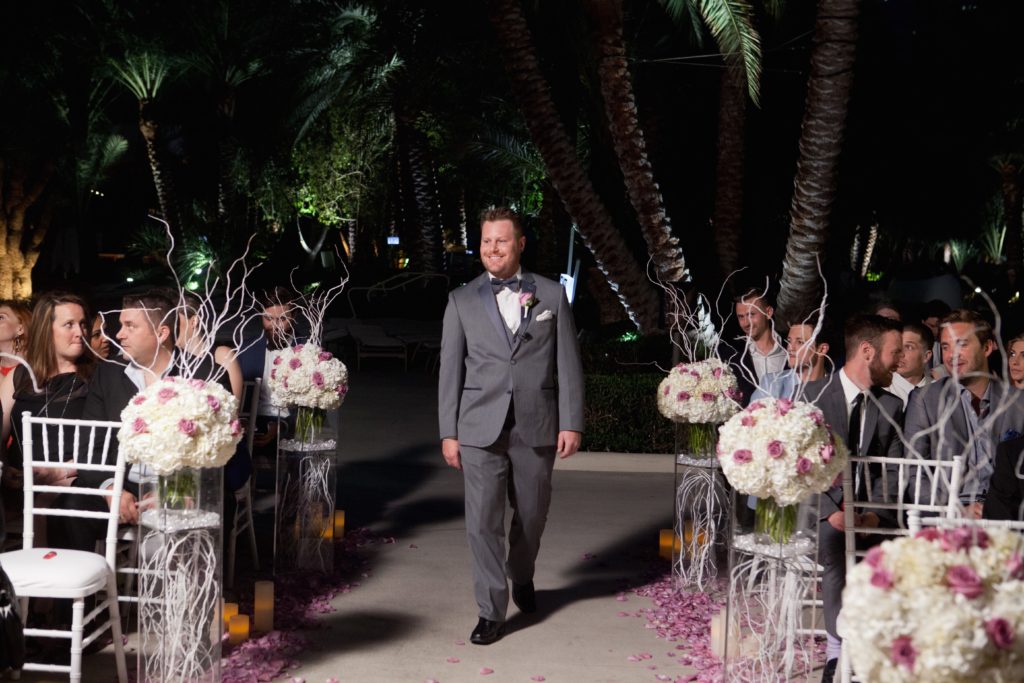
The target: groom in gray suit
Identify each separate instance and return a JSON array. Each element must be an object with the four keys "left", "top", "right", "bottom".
[{"left": 439, "top": 206, "right": 584, "bottom": 645}]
